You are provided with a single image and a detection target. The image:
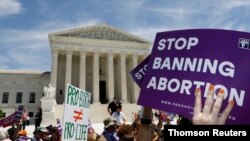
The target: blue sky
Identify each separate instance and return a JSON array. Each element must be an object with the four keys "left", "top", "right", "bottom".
[{"left": 1, "top": 0, "right": 250, "bottom": 71}]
